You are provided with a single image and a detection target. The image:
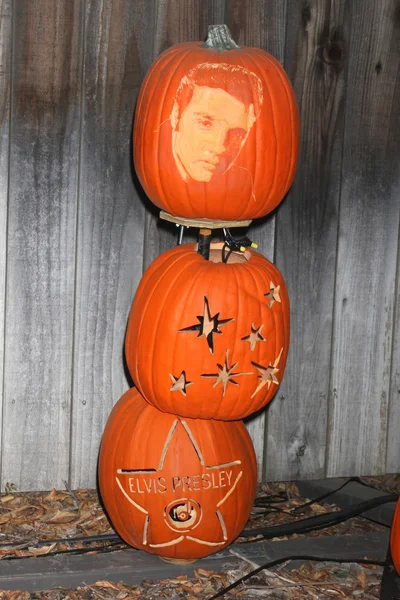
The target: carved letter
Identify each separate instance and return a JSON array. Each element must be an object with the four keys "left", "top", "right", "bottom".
[
  {"left": 158, "top": 477, "right": 167, "bottom": 493},
  {"left": 201, "top": 473, "right": 211, "bottom": 490},
  {"left": 182, "top": 476, "right": 192, "bottom": 491},
  {"left": 192, "top": 474, "right": 201, "bottom": 491},
  {"left": 172, "top": 476, "right": 181, "bottom": 491},
  {"left": 226, "top": 470, "right": 233, "bottom": 487},
  {"left": 129, "top": 478, "right": 136, "bottom": 493},
  {"left": 219, "top": 471, "right": 226, "bottom": 488},
  {"left": 143, "top": 478, "right": 152, "bottom": 493},
  {"left": 211, "top": 472, "right": 219, "bottom": 489}
]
